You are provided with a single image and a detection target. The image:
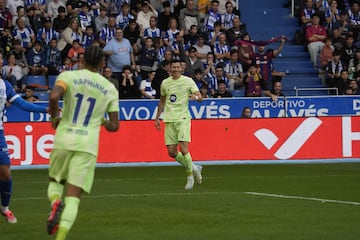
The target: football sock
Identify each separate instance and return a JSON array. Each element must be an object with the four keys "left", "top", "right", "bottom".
[
  {"left": 174, "top": 152, "right": 185, "bottom": 166},
  {"left": 183, "top": 153, "right": 193, "bottom": 176},
  {"left": 58, "top": 196, "right": 80, "bottom": 234},
  {"left": 0, "top": 178, "right": 12, "bottom": 208},
  {"left": 55, "top": 227, "right": 69, "bottom": 240},
  {"left": 47, "top": 181, "right": 64, "bottom": 204}
]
